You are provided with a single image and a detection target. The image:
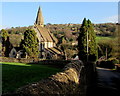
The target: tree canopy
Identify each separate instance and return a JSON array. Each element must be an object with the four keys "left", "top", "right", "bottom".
[
  {"left": 78, "top": 18, "right": 98, "bottom": 62},
  {"left": 1, "top": 29, "right": 9, "bottom": 40},
  {"left": 21, "top": 29, "right": 39, "bottom": 58}
]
